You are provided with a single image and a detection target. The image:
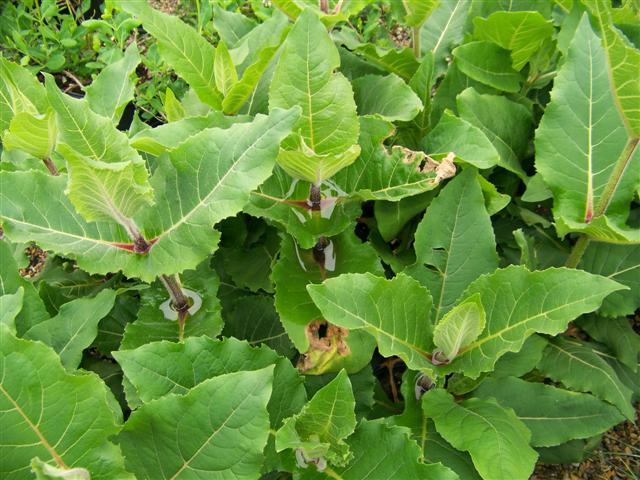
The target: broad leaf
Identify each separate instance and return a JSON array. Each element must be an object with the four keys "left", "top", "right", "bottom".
[
  {"left": 453, "top": 41, "right": 521, "bottom": 92},
  {"left": 114, "top": 336, "right": 305, "bottom": 426},
  {"left": 1, "top": 109, "right": 299, "bottom": 281},
  {"left": 61, "top": 145, "right": 155, "bottom": 225},
  {"left": 403, "top": 0, "right": 439, "bottom": 28},
  {"left": 334, "top": 116, "right": 454, "bottom": 201},
  {"left": 491, "top": 334, "right": 548, "bottom": 378},
  {"left": 435, "top": 266, "right": 626, "bottom": 378},
  {"left": 0, "top": 287, "right": 23, "bottom": 333},
  {"left": 121, "top": 1, "right": 222, "bottom": 108},
  {"left": 214, "top": 40, "right": 238, "bottom": 97},
  {"left": 474, "top": 11, "right": 554, "bottom": 70},
  {"left": 3, "top": 110, "right": 56, "bottom": 160},
  {"left": 576, "top": 315, "right": 640, "bottom": 372},
  {"left": 352, "top": 74, "right": 422, "bottom": 122},
  {"left": 0, "top": 57, "right": 48, "bottom": 131},
  {"left": 578, "top": 242, "right": 640, "bottom": 317},
  {"left": 535, "top": 15, "right": 638, "bottom": 242},
  {"left": 276, "top": 370, "right": 356, "bottom": 467},
  {"left": 308, "top": 273, "right": 436, "bottom": 373},
  {"left": 589, "top": 0, "right": 640, "bottom": 136},
  {"left": 475, "top": 377, "right": 624, "bottom": 447},
  {"left": 350, "top": 44, "right": 419, "bottom": 81},
  {"left": 538, "top": 337, "right": 635, "bottom": 419},
  {"left": 24, "top": 289, "right": 116, "bottom": 370},
  {"left": 405, "top": 168, "right": 498, "bottom": 321},
  {"left": 409, "top": 52, "right": 435, "bottom": 134},
  {"left": 423, "top": 389, "right": 537, "bottom": 480},
  {"left": 0, "top": 329, "right": 131, "bottom": 480},
  {"left": 118, "top": 367, "right": 274, "bottom": 479},
  {"left": 420, "top": 0, "right": 470, "bottom": 71},
  {"left": 85, "top": 43, "right": 140, "bottom": 122},
  {"left": 457, "top": 88, "right": 532, "bottom": 179},
  {"left": 270, "top": 9, "right": 360, "bottom": 183},
  {"left": 433, "top": 294, "right": 485, "bottom": 363},
  {"left": 212, "top": 4, "right": 257, "bottom": 49}
]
